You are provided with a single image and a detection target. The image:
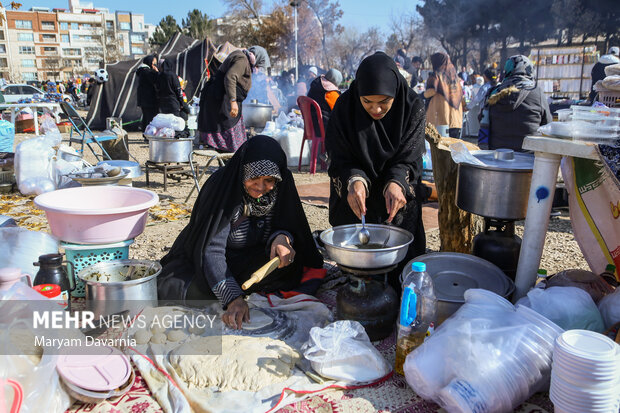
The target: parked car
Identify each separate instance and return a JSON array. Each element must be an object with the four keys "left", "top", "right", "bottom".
[{"left": 0, "top": 84, "right": 73, "bottom": 104}]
